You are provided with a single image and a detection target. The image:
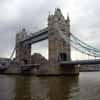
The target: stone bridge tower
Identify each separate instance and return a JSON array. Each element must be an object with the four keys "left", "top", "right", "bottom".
[
  {"left": 16, "top": 28, "right": 31, "bottom": 64},
  {"left": 48, "top": 8, "right": 71, "bottom": 62}
]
